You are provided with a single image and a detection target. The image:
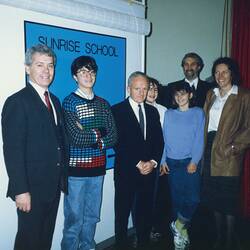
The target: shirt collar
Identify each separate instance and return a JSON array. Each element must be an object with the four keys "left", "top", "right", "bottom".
[
  {"left": 29, "top": 81, "right": 49, "bottom": 96},
  {"left": 75, "top": 88, "right": 94, "bottom": 100},
  {"left": 128, "top": 97, "right": 144, "bottom": 109},
  {"left": 185, "top": 77, "right": 199, "bottom": 89},
  {"left": 213, "top": 85, "right": 238, "bottom": 99}
]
